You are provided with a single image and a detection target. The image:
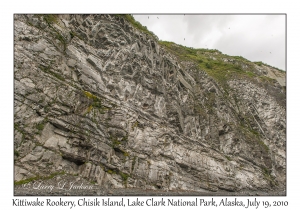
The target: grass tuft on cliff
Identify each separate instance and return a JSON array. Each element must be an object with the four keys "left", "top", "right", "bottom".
[
  {"left": 158, "top": 41, "right": 283, "bottom": 87},
  {"left": 116, "top": 15, "right": 159, "bottom": 40}
]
